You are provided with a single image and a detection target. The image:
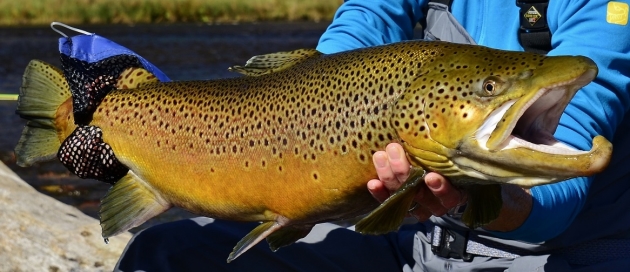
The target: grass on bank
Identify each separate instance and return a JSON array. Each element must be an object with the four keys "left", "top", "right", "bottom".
[{"left": 0, "top": 0, "right": 342, "bottom": 26}]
